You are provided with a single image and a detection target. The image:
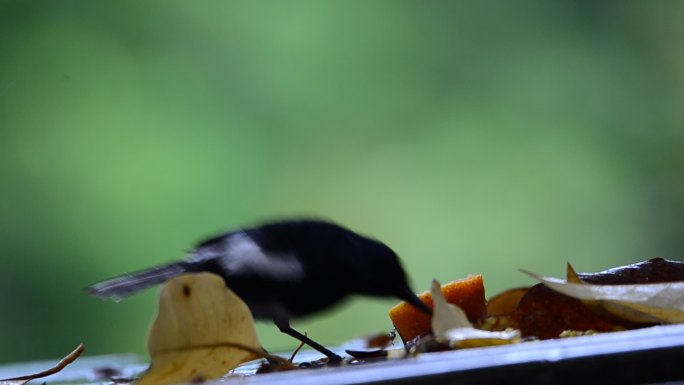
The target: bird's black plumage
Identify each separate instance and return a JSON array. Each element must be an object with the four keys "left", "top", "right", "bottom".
[{"left": 88, "top": 219, "right": 430, "bottom": 359}]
